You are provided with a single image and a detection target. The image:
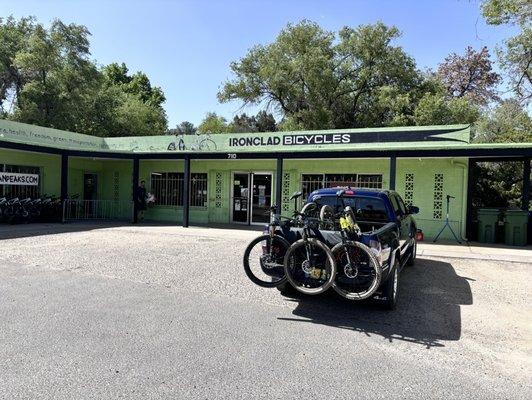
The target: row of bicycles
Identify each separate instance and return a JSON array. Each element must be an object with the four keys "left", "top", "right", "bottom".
[
  {"left": 243, "top": 190, "right": 382, "bottom": 301},
  {"left": 0, "top": 195, "right": 63, "bottom": 224}
]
